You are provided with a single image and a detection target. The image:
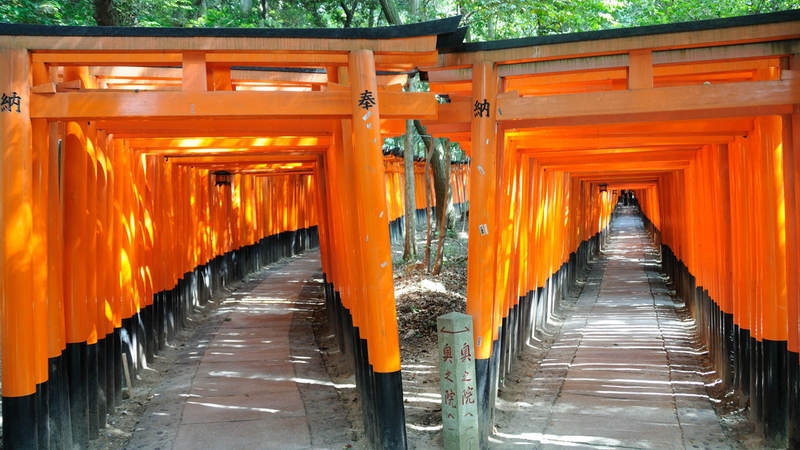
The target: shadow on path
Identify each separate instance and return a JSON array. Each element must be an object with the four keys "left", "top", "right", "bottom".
[
  {"left": 492, "top": 207, "right": 735, "bottom": 449},
  {"left": 126, "top": 250, "right": 352, "bottom": 450}
]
